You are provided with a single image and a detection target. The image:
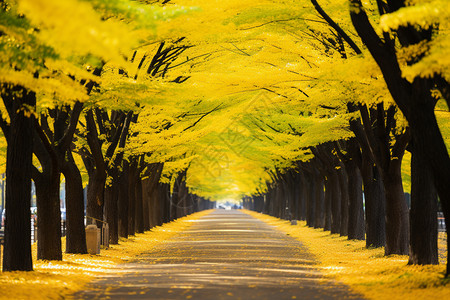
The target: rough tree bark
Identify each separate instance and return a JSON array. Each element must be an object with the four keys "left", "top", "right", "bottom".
[
  {"left": 1, "top": 85, "right": 35, "bottom": 271},
  {"left": 62, "top": 150, "right": 87, "bottom": 253},
  {"left": 118, "top": 161, "right": 129, "bottom": 238},
  {"left": 313, "top": 166, "right": 325, "bottom": 229},
  {"left": 336, "top": 161, "right": 349, "bottom": 237},
  {"left": 32, "top": 112, "right": 66, "bottom": 261},
  {"left": 347, "top": 162, "right": 365, "bottom": 240},
  {"left": 323, "top": 176, "right": 332, "bottom": 232},
  {"left": 304, "top": 171, "right": 316, "bottom": 228},
  {"left": 135, "top": 177, "right": 144, "bottom": 234},
  {"left": 295, "top": 172, "right": 306, "bottom": 221},
  {"left": 315, "top": 144, "right": 342, "bottom": 234},
  {"left": 360, "top": 156, "right": 386, "bottom": 248},
  {"left": 347, "top": 115, "right": 386, "bottom": 248},
  {"left": 55, "top": 102, "right": 88, "bottom": 254},
  {"left": 343, "top": 140, "right": 365, "bottom": 240},
  {"left": 359, "top": 104, "right": 410, "bottom": 255},
  {"left": 104, "top": 181, "right": 119, "bottom": 244},
  {"left": 127, "top": 160, "right": 137, "bottom": 236},
  {"left": 408, "top": 140, "right": 438, "bottom": 264}
]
